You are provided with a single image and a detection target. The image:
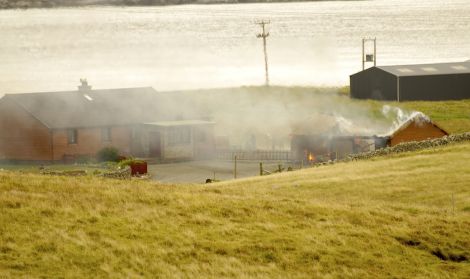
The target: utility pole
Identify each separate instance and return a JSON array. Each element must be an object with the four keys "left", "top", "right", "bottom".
[{"left": 256, "top": 20, "right": 270, "bottom": 86}]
